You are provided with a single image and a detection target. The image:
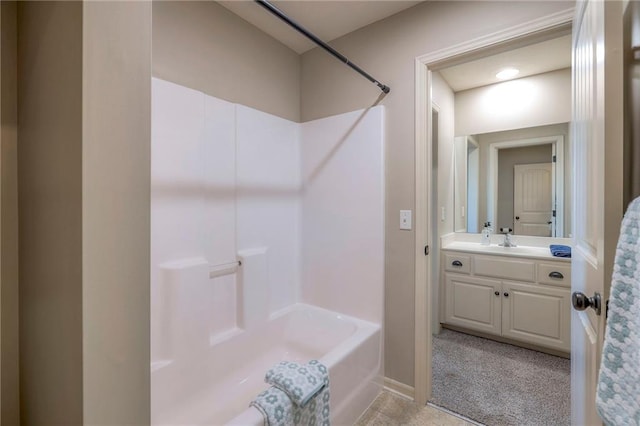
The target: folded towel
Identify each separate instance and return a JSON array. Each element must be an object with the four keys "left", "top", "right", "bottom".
[
  {"left": 250, "top": 385, "right": 330, "bottom": 426},
  {"left": 265, "top": 360, "right": 328, "bottom": 407},
  {"left": 596, "top": 196, "right": 640, "bottom": 425},
  {"left": 549, "top": 244, "right": 571, "bottom": 258},
  {"left": 250, "top": 387, "right": 293, "bottom": 426}
]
